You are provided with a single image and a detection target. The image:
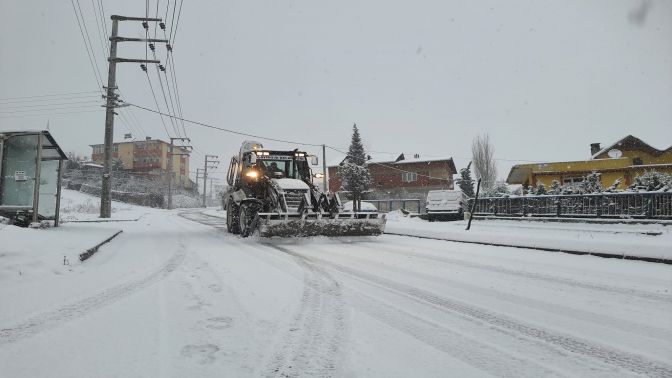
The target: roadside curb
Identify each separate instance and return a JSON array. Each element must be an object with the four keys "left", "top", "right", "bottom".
[
  {"left": 79, "top": 230, "right": 123, "bottom": 262},
  {"left": 474, "top": 216, "right": 672, "bottom": 226},
  {"left": 384, "top": 232, "right": 672, "bottom": 265},
  {"left": 62, "top": 213, "right": 147, "bottom": 224}
]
